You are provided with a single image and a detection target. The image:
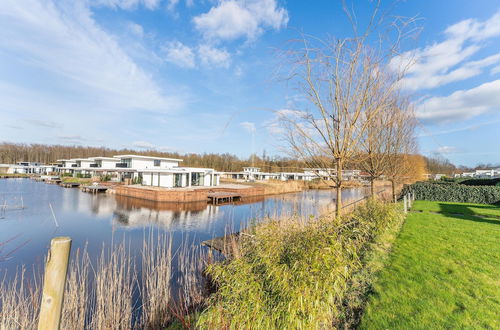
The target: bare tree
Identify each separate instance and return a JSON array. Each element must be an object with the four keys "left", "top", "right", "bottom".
[
  {"left": 278, "top": 2, "right": 416, "bottom": 215},
  {"left": 357, "top": 98, "right": 395, "bottom": 197},
  {"left": 383, "top": 96, "right": 418, "bottom": 202}
]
